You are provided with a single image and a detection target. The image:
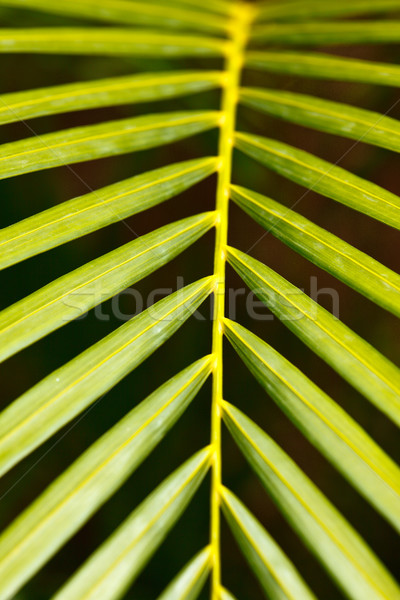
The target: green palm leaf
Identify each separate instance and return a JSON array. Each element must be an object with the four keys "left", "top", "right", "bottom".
[
  {"left": 0, "top": 438, "right": 211, "bottom": 600},
  {"left": 0, "top": 111, "right": 221, "bottom": 180},
  {"left": 51, "top": 449, "right": 212, "bottom": 600},
  {"left": 239, "top": 87, "right": 400, "bottom": 152},
  {"left": 221, "top": 487, "right": 317, "bottom": 600},
  {"left": 0, "top": 280, "right": 214, "bottom": 477},
  {"left": 222, "top": 401, "right": 400, "bottom": 600},
  {"left": 230, "top": 185, "right": 400, "bottom": 317},
  {"left": 0, "top": 1, "right": 399, "bottom": 598},
  {"left": 235, "top": 131, "right": 400, "bottom": 229},
  {"left": 0, "top": 157, "right": 219, "bottom": 269},
  {"left": 251, "top": 21, "right": 400, "bottom": 45},
  {"left": 246, "top": 51, "right": 400, "bottom": 87},
  {"left": 0, "top": 72, "right": 223, "bottom": 126},
  {"left": 0, "top": 212, "right": 215, "bottom": 361},
  {"left": 156, "top": 547, "right": 212, "bottom": 600},
  {"left": 226, "top": 247, "right": 400, "bottom": 425},
  {"left": 0, "top": 28, "right": 227, "bottom": 56},
  {"left": 223, "top": 318, "right": 400, "bottom": 529},
  {"left": 257, "top": 0, "right": 400, "bottom": 21},
  {"left": 0, "top": 0, "right": 228, "bottom": 33}
]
